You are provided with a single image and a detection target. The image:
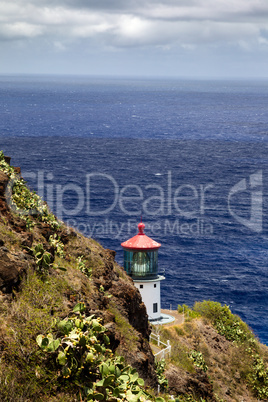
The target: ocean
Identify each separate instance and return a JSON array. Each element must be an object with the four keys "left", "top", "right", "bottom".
[{"left": 0, "top": 75, "right": 267, "bottom": 344}]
